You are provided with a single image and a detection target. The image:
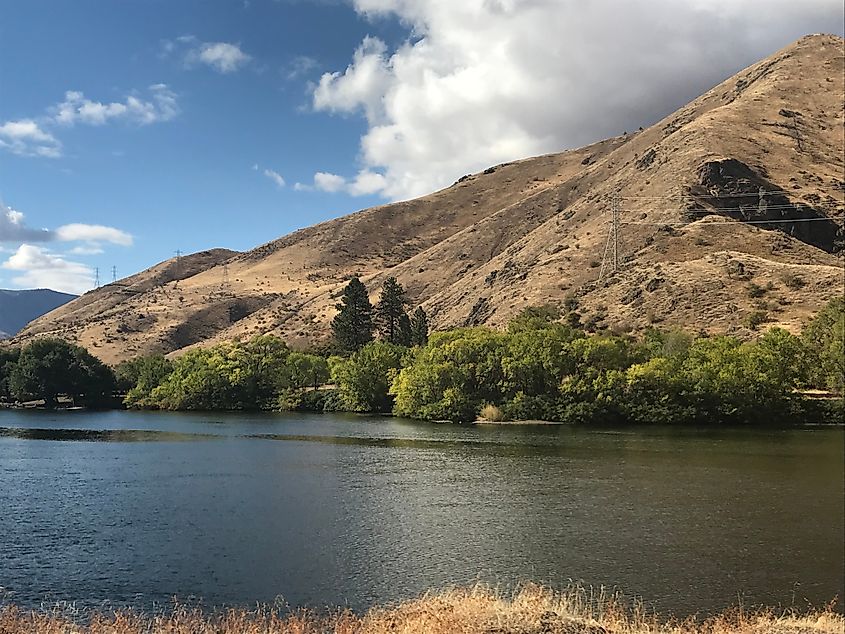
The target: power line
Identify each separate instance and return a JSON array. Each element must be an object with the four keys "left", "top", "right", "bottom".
[
  {"left": 619, "top": 189, "right": 842, "bottom": 200},
  {"left": 622, "top": 217, "right": 843, "bottom": 226}
]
